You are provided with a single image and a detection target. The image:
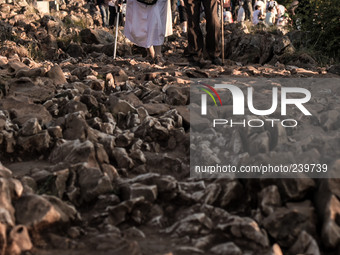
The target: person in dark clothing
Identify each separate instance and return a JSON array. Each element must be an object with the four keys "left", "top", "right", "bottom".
[
  {"left": 178, "top": 0, "right": 188, "bottom": 33},
  {"left": 108, "top": 0, "right": 124, "bottom": 27},
  {"left": 96, "top": 0, "right": 109, "bottom": 27},
  {"left": 243, "top": 0, "right": 252, "bottom": 21},
  {"left": 184, "top": 0, "right": 222, "bottom": 66}
]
